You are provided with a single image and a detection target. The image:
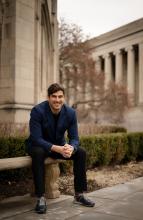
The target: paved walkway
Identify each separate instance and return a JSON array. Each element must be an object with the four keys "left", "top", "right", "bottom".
[{"left": 0, "top": 177, "right": 143, "bottom": 220}]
